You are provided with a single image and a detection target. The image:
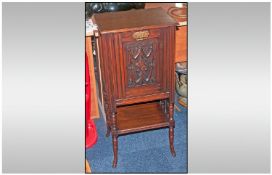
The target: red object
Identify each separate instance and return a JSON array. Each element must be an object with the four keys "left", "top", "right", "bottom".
[{"left": 86, "top": 52, "right": 98, "bottom": 149}]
